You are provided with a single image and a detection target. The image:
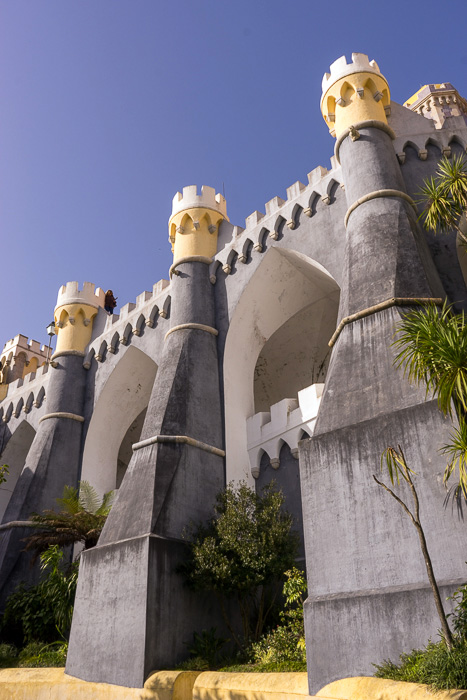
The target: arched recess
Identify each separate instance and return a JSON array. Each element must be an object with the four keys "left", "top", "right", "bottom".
[
  {"left": 81, "top": 346, "right": 158, "bottom": 496},
  {"left": 223, "top": 246, "right": 340, "bottom": 485},
  {"left": 0, "top": 421, "right": 36, "bottom": 521}
]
